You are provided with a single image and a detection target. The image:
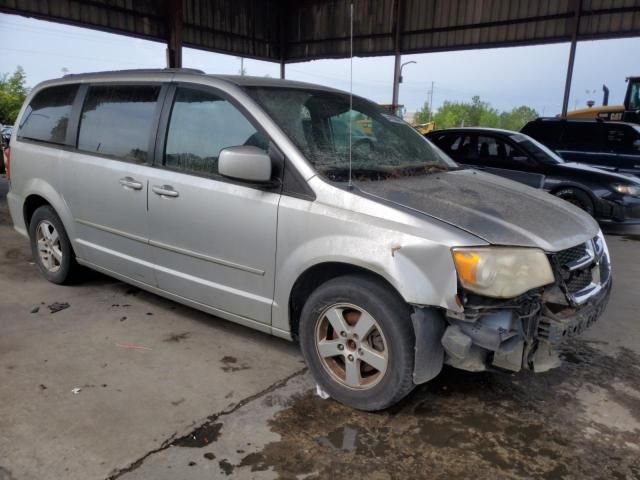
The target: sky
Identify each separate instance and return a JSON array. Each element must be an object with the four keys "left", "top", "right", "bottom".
[{"left": 1, "top": 12, "right": 638, "bottom": 116}]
